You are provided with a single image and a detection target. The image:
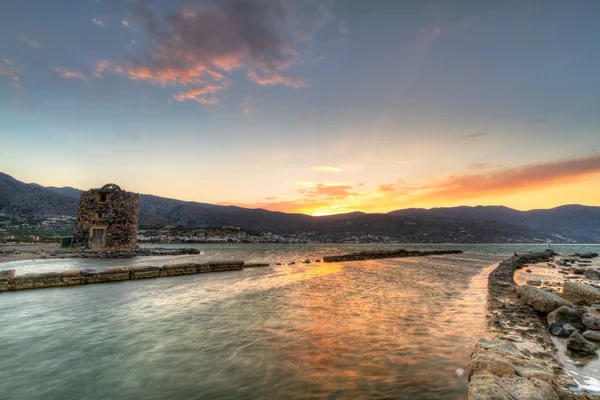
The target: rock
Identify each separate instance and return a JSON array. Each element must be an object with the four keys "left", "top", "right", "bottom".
[
  {"left": 468, "top": 374, "right": 559, "bottom": 400},
  {"left": 546, "top": 306, "right": 585, "bottom": 331},
  {"left": 581, "top": 312, "right": 600, "bottom": 330},
  {"left": 276, "top": 263, "right": 282, "bottom": 265},
  {"left": 525, "top": 269, "right": 532, "bottom": 273},
  {"left": 288, "top": 262, "right": 295, "bottom": 265},
  {"left": 516, "top": 285, "right": 573, "bottom": 313},
  {"left": 563, "top": 282, "right": 600, "bottom": 305},
  {"left": 315, "top": 259, "right": 321, "bottom": 262},
  {"left": 548, "top": 322, "right": 570, "bottom": 337},
  {"left": 527, "top": 279, "right": 542, "bottom": 286},
  {"left": 567, "top": 331, "right": 598, "bottom": 356},
  {"left": 580, "top": 252, "right": 599, "bottom": 259},
  {"left": 563, "top": 324, "right": 578, "bottom": 335},
  {"left": 584, "top": 269, "right": 600, "bottom": 280},
  {"left": 303, "top": 259, "right": 311, "bottom": 264},
  {"left": 571, "top": 267, "right": 586, "bottom": 275},
  {"left": 582, "top": 330, "right": 600, "bottom": 342},
  {"left": 0, "top": 269, "right": 15, "bottom": 279}
]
